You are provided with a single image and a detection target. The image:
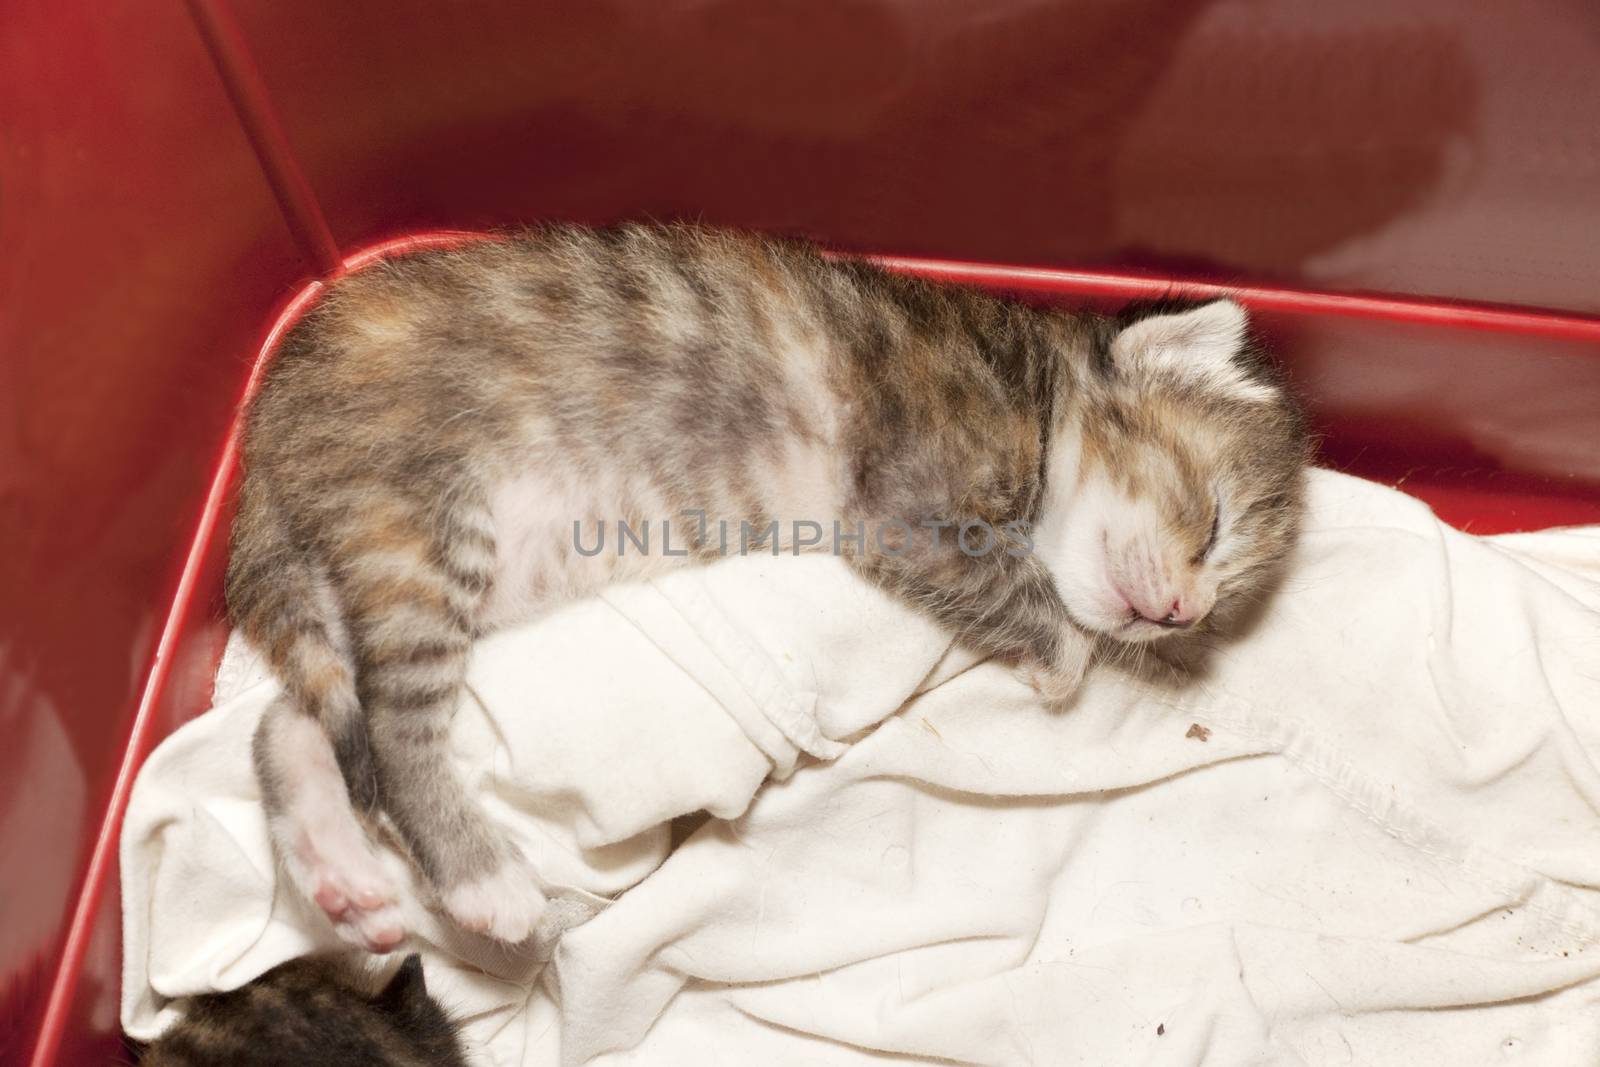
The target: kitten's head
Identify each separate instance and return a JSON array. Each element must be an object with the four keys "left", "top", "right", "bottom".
[
  {"left": 1040, "top": 297, "right": 1310, "bottom": 644},
  {"left": 139, "top": 954, "right": 468, "bottom": 1067}
]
